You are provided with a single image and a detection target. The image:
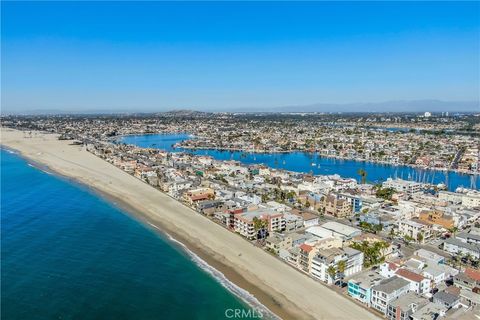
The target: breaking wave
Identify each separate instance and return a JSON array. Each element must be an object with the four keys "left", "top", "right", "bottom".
[{"left": 146, "top": 222, "right": 281, "bottom": 320}]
